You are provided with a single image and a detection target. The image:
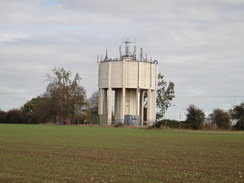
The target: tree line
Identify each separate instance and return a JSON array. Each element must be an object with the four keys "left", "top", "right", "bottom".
[
  {"left": 154, "top": 104, "right": 244, "bottom": 130},
  {"left": 0, "top": 68, "right": 89, "bottom": 125},
  {"left": 0, "top": 67, "right": 243, "bottom": 130},
  {"left": 0, "top": 67, "right": 175, "bottom": 125}
]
